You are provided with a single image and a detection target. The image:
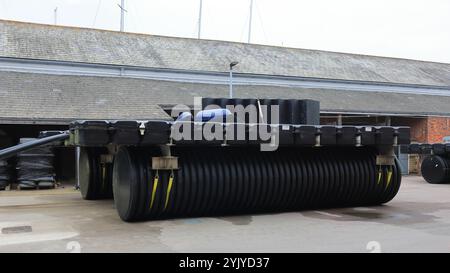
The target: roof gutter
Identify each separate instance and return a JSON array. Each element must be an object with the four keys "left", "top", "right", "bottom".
[{"left": 1, "top": 57, "right": 450, "bottom": 97}]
